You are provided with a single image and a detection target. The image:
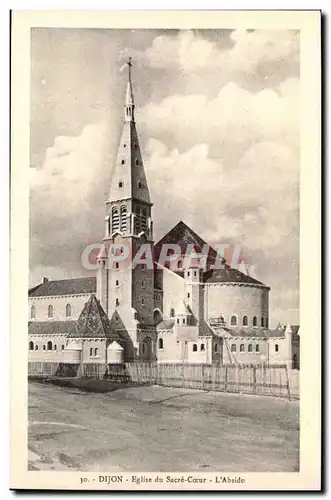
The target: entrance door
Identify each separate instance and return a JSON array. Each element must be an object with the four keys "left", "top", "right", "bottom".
[{"left": 141, "top": 337, "right": 153, "bottom": 361}]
